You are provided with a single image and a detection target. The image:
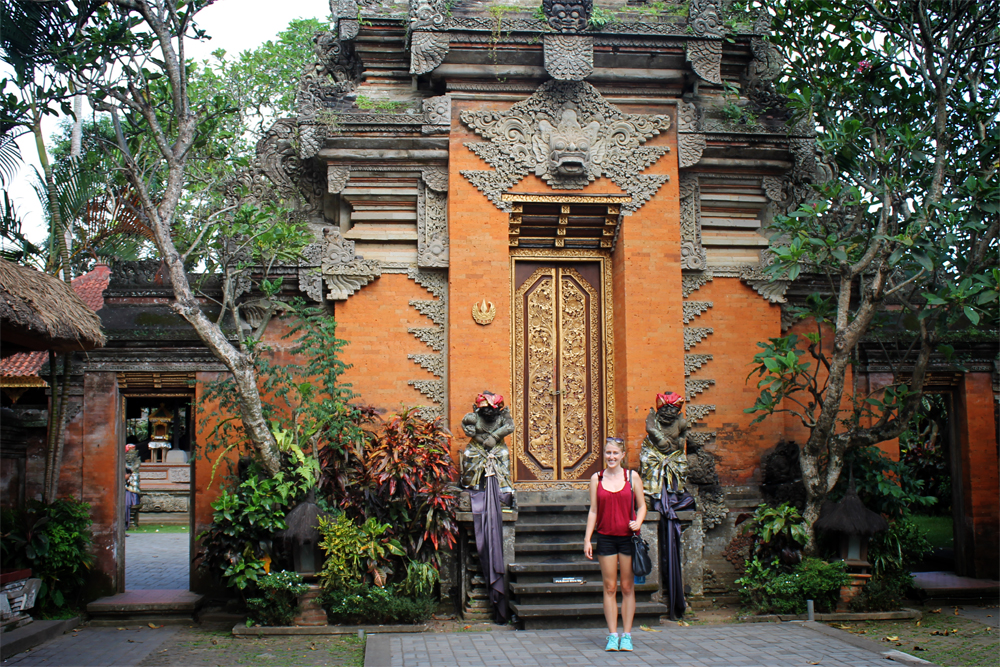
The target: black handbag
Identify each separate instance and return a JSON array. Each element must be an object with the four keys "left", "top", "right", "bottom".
[{"left": 627, "top": 469, "right": 653, "bottom": 577}]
